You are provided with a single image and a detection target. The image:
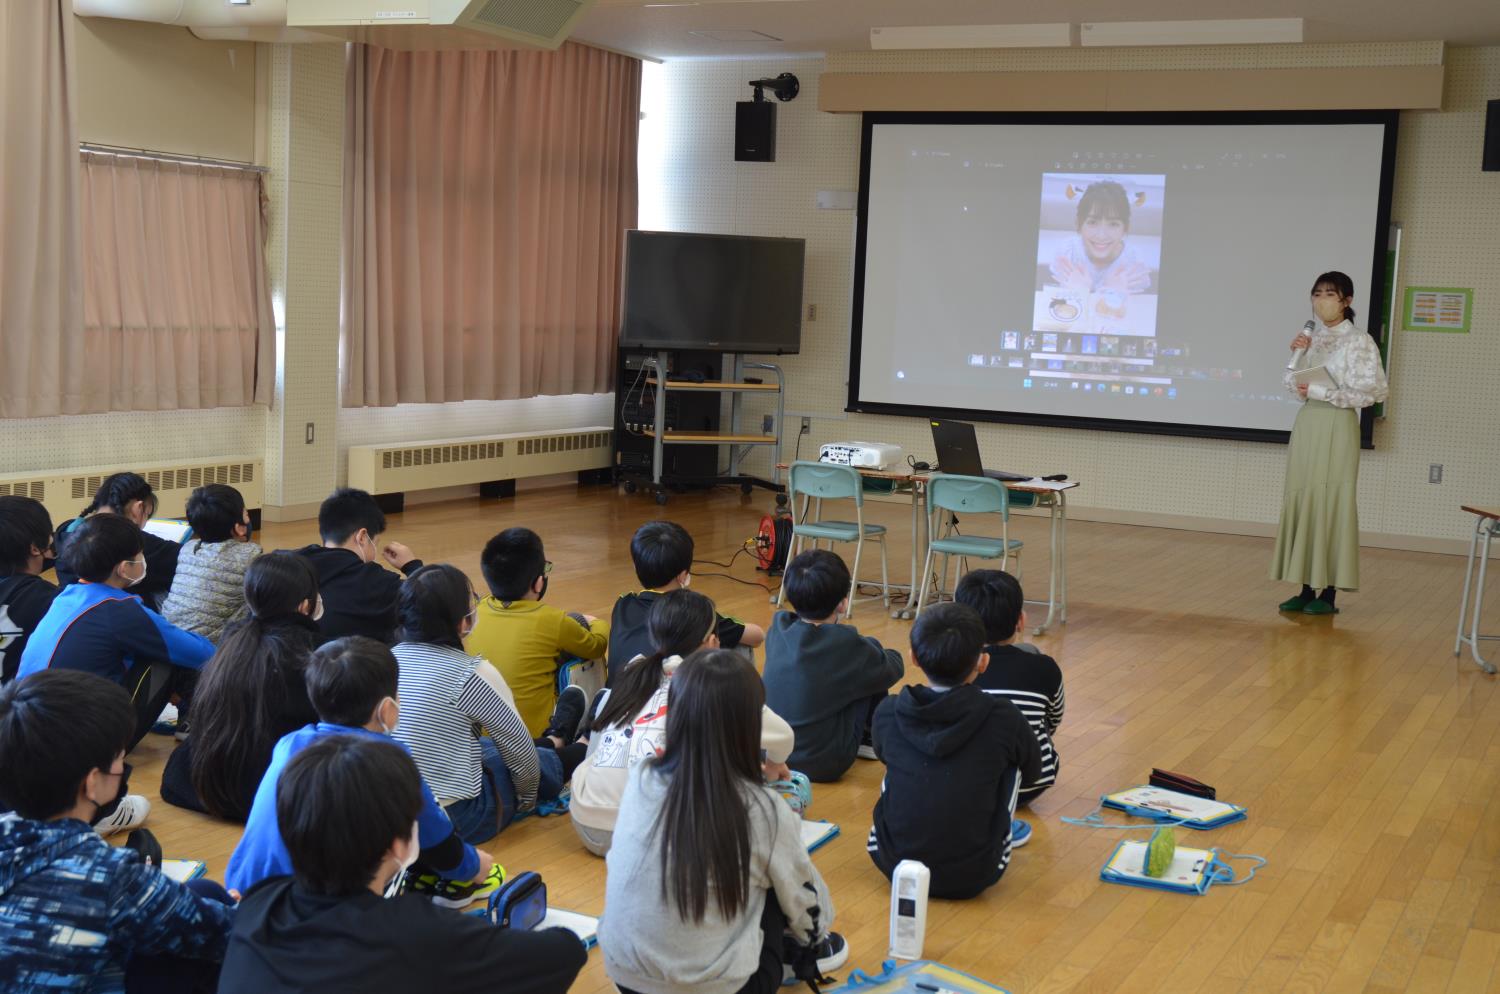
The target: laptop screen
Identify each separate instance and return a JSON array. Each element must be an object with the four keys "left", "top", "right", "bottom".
[{"left": 929, "top": 420, "right": 984, "bottom": 477}]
